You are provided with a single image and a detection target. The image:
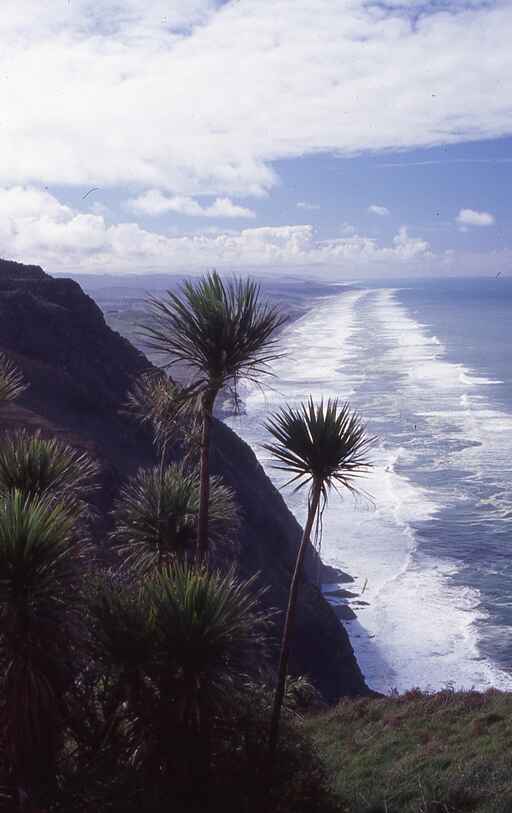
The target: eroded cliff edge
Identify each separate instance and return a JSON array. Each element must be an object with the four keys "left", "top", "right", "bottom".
[{"left": 0, "top": 257, "right": 369, "bottom": 702}]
